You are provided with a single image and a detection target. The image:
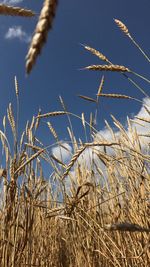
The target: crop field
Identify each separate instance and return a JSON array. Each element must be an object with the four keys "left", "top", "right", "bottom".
[{"left": 0, "top": 1, "right": 149, "bottom": 266}]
